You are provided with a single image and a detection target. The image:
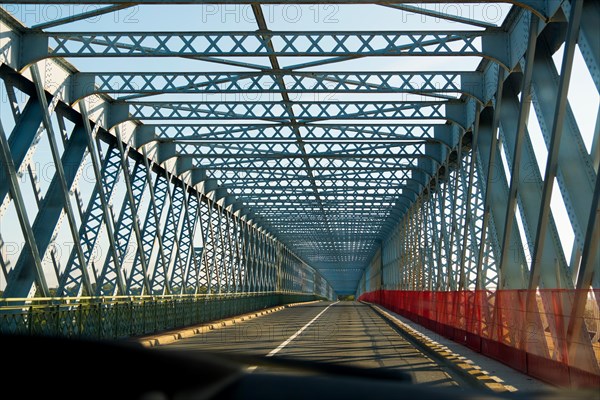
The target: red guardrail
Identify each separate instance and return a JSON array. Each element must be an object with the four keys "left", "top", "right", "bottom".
[{"left": 359, "top": 289, "right": 600, "bottom": 388}]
